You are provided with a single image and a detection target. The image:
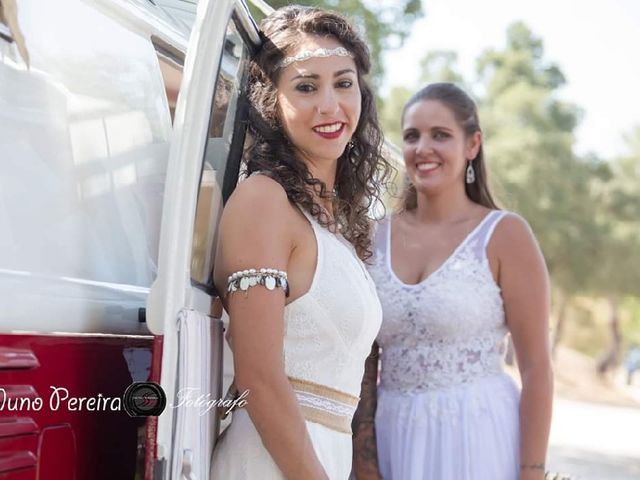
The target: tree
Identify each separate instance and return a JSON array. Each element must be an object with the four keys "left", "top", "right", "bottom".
[
  {"left": 479, "top": 23, "right": 588, "bottom": 275},
  {"left": 251, "top": 0, "right": 423, "bottom": 87},
  {"left": 475, "top": 22, "right": 611, "bottom": 356},
  {"left": 589, "top": 128, "right": 640, "bottom": 372},
  {"left": 418, "top": 50, "right": 465, "bottom": 85},
  {"left": 379, "top": 85, "right": 412, "bottom": 145}
]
